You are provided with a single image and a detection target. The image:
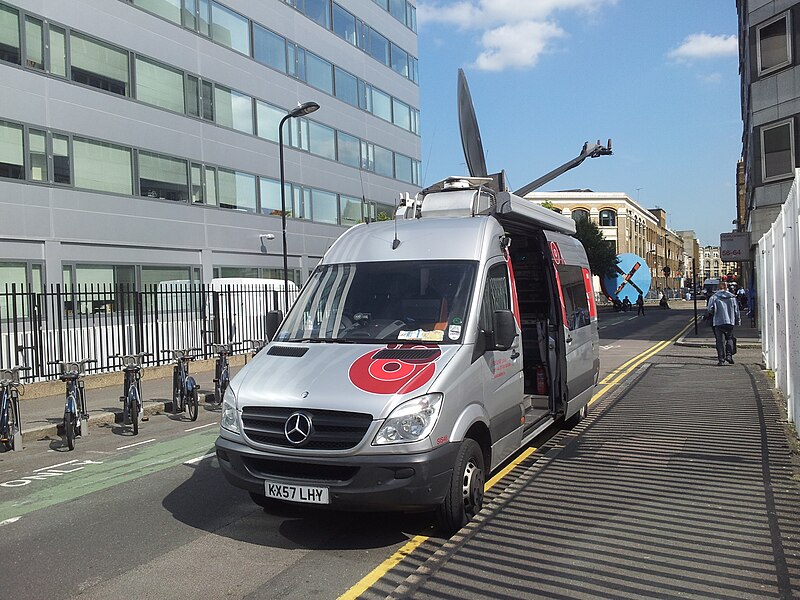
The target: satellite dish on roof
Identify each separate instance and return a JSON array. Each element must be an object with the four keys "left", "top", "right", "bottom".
[{"left": 457, "top": 68, "right": 488, "bottom": 178}]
